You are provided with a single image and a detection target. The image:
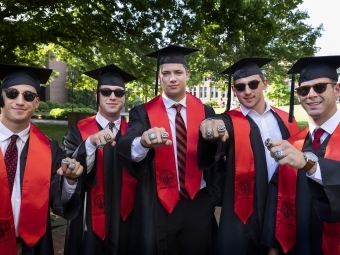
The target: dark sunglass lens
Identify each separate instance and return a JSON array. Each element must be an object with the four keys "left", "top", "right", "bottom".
[
  {"left": 100, "top": 89, "right": 112, "bottom": 97},
  {"left": 313, "top": 83, "right": 328, "bottom": 94},
  {"left": 23, "top": 92, "right": 36, "bottom": 101},
  {"left": 5, "top": 89, "right": 19, "bottom": 99},
  {"left": 248, "top": 80, "right": 260, "bottom": 90},
  {"left": 297, "top": 86, "right": 310, "bottom": 96},
  {"left": 113, "top": 90, "right": 125, "bottom": 97},
  {"left": 235, "top": 83, "right": 246, "bottom": 92}
]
